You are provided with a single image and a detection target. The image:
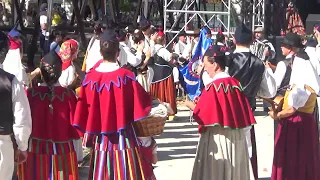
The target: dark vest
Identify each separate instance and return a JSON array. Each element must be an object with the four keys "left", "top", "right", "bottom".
[
  {"left": 277, "top": 58, "right": 291, "bottom": 96},
  {"left": 0, "top": 69, "right": 14, "bottom": 134}
]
